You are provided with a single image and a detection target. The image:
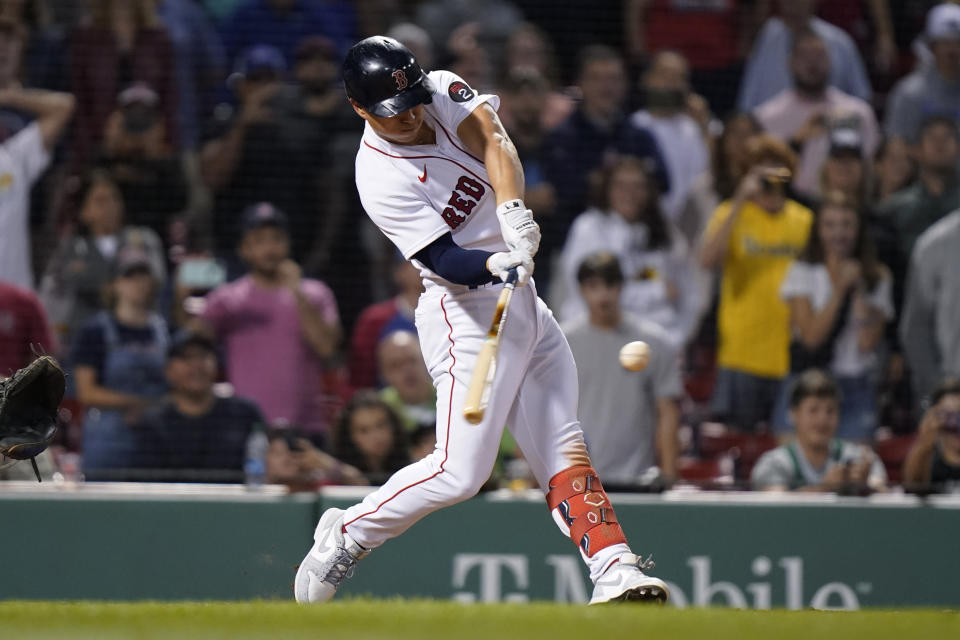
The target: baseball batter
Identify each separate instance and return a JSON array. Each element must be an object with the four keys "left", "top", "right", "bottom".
[{"left": 295, "top": 36, "right": 669, "bottom": 605}]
